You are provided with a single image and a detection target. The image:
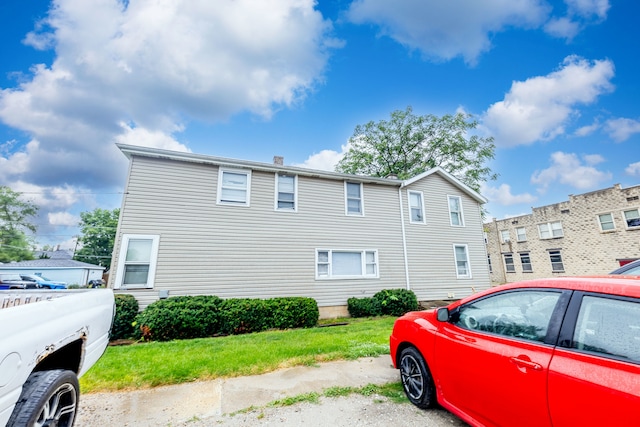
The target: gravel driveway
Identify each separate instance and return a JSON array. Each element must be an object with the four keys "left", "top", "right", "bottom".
[{"left": 76, "top": 356, "right": 467, "bottom": 426}]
